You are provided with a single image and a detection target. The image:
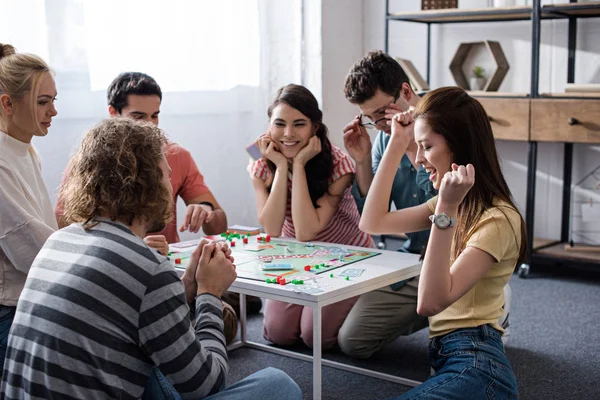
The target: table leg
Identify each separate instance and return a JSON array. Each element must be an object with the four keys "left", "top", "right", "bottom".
[
  {"left": 240, "top": 293, "right": 247, "bottom": 344},
  {"left": 313, "top": 304, "right": 322, "bottom": 400}
]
